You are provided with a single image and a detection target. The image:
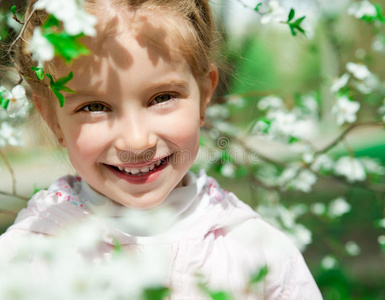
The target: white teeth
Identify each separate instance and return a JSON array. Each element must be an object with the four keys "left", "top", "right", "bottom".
[
  {"left": 116, "top": 157, "right": 166, "bottom": 175},
  {"left": 130, "top": 168, "right": 140, "bottom": 174}
]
